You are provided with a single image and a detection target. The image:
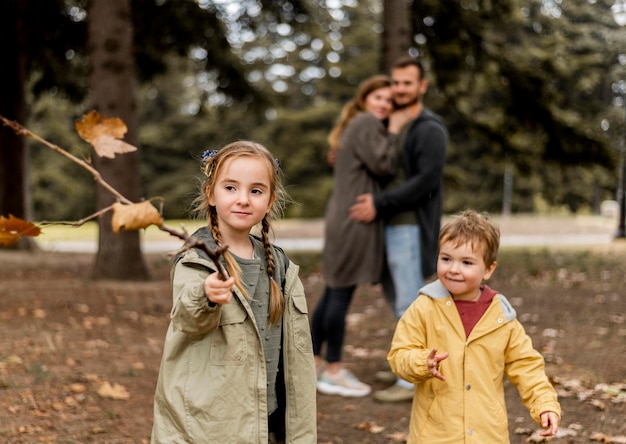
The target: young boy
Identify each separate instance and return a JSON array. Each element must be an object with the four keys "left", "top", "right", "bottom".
[{"left": 388, "top": 210, "right": 560, "bottom": 443}]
